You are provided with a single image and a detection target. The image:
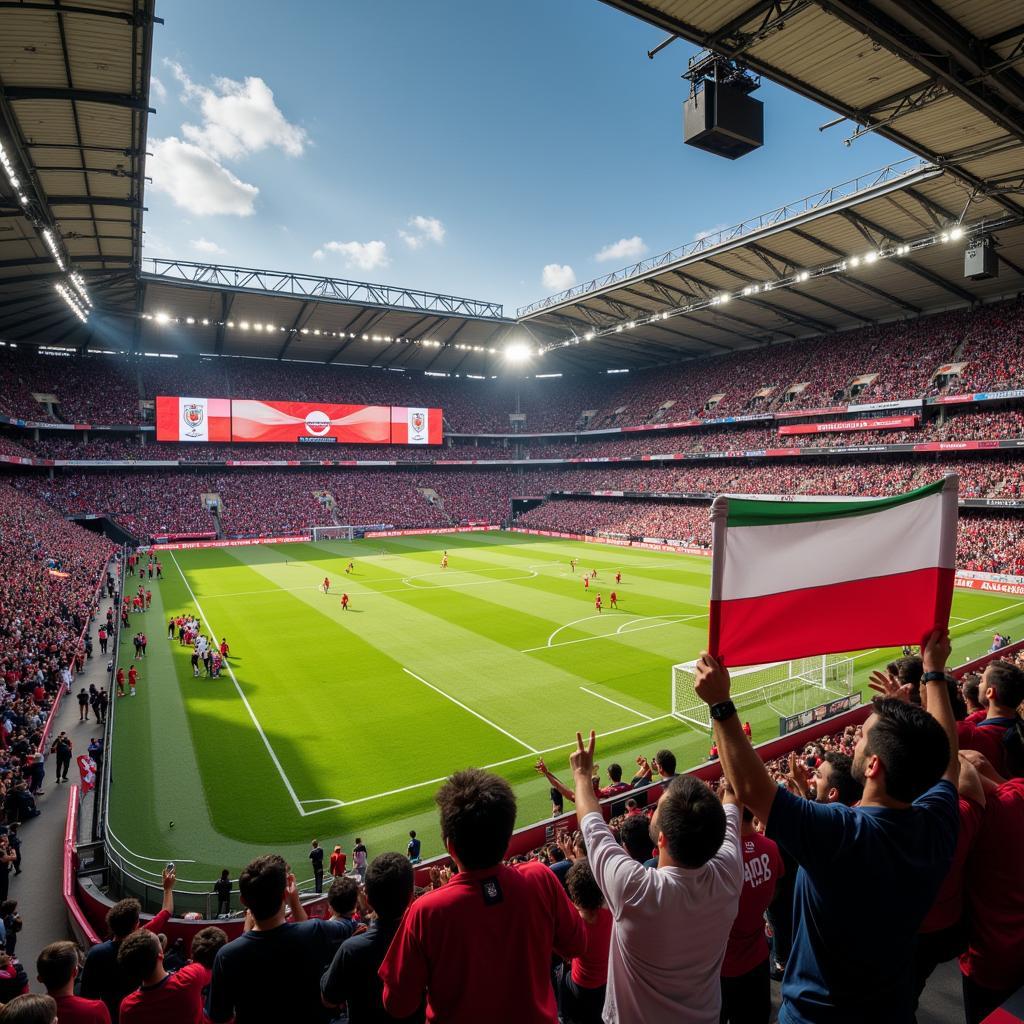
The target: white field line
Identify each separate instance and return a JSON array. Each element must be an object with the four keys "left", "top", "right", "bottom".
[
  {"left": 522, "top": 613, "right": 708, "bottom": 654},
  {"left": 402, "top": 569, "right": 538, "bottom": 589},
  {"left": 307, "top": 713, "right": 676, "bottom": 813},
  {"left": 579, "top": 686, "right": 653, "bottom": 721},
  {"left": 105, "top": 823, "right": 196, "bottom": 864},
  {"left": 402, "top": 668, "right": 539, "bottom": 754},
  {"left": 169, "top": 551, "right": 310, "bottom": 818}
]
